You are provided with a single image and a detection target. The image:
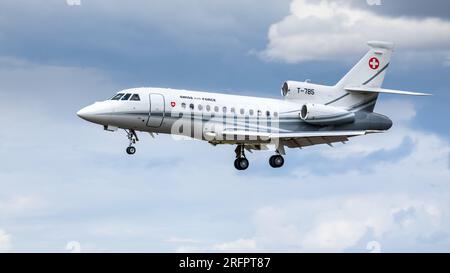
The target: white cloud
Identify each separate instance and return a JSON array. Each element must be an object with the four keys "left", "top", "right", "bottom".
[
  {"left": 166, "top": 237, "right": 199, "bottom": 244},
  {"left": 260, "top": 0, "right": 450, "bottom": 63},
  {"left": 0, "top": 230, "right": 12, "bottom": 253},
  {"left": 301, "top": 219, "right": 367, "bottom": 251},
  {"left": 246, "top": 195, "right": 447, "bottom": 252},
  {"left": 212, "top": 238, "right": 258, "bottom": 252},
  {"left": 179, "top": 195, "right": 449, "bottom": 252},
  {"left": 174, "top": 238, "right": 258, "bottom": 253},
  {"left": 0, "top": 195, "right": 45, "bottom": 217}
]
